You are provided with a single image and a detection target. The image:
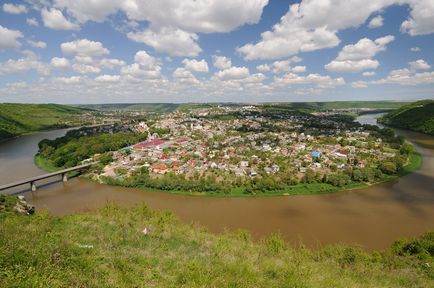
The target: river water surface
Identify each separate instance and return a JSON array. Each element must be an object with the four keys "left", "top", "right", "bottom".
[{"left": 1, "top": 114, "right": 433, "bottom": 250}]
